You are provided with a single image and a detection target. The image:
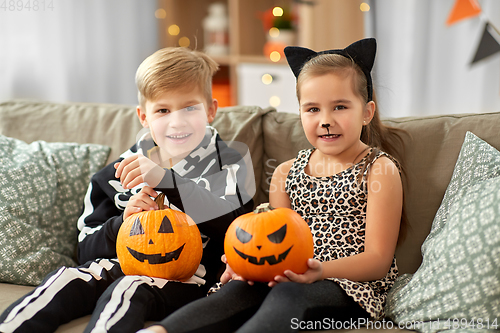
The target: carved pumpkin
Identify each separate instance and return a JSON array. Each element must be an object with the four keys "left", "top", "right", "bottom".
[
  {"left": 116, "top": 193, "right": 202, "bottom": 281},
  {"left": 224, "top": 203, "right": 314, "bottom": 282}
]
